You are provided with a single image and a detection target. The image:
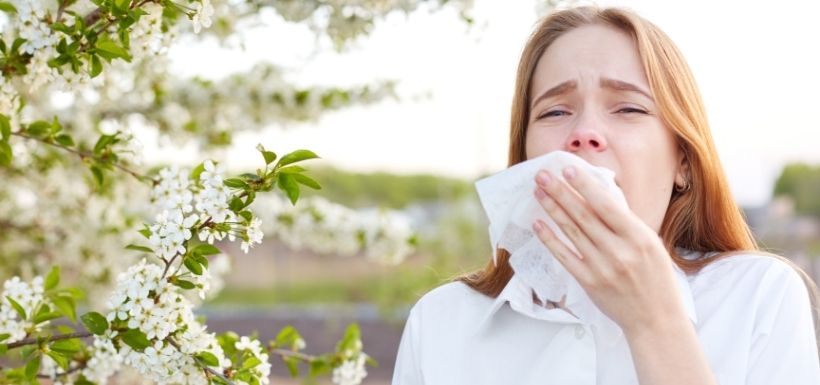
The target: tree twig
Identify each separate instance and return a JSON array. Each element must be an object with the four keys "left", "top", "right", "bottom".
[
  {"left": 37, "top": 363, "right": 86, "bottom": 379},
  {"left": 11, "top": 131, "right": 155, "bottom": 184},
  {"left": 5, "top": 331, "right": 93, "bottom": 350},
  {"left": 269, "top": 348, "right": 315, "bottom": 363}
]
